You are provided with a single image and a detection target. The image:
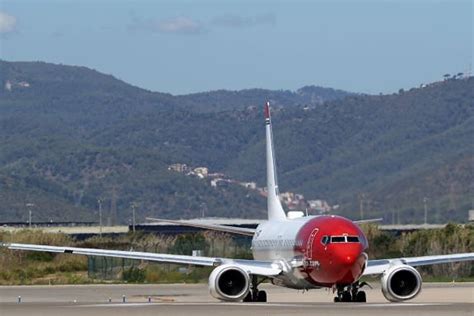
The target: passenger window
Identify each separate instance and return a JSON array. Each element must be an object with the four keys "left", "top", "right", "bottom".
[
  {"left": 321, "top": 235, "right": 330, "bottom": 245},
  {"left": 330, "top": 236, "right": 346, "bottom": 243}
]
